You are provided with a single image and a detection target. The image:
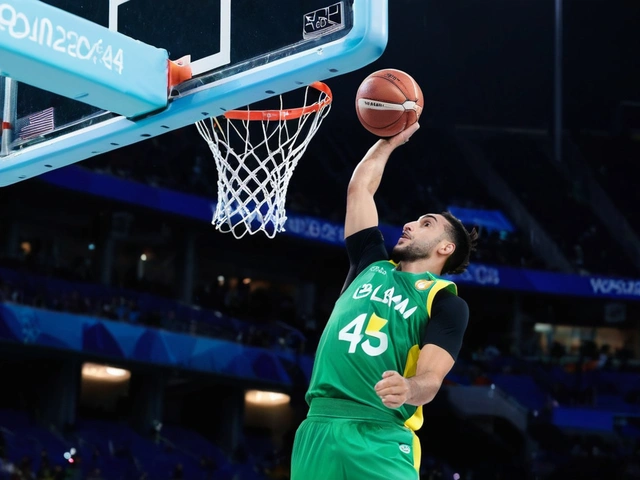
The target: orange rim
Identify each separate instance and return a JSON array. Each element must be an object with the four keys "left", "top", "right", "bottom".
[{"left": 223, "top": 81, "right": 332, "bottom": 121}]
